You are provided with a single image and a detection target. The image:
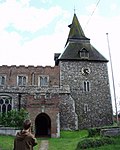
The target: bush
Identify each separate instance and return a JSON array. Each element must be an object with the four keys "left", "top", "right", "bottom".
[
  {"left": 75, "top": 137, "right": 114, "bottom": 149},
  {"left": 88, "top": 128, "right": 101, "bottom": 137},
  {"left": 0, "top": 109, "right": 29, "bottom": 129}
]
